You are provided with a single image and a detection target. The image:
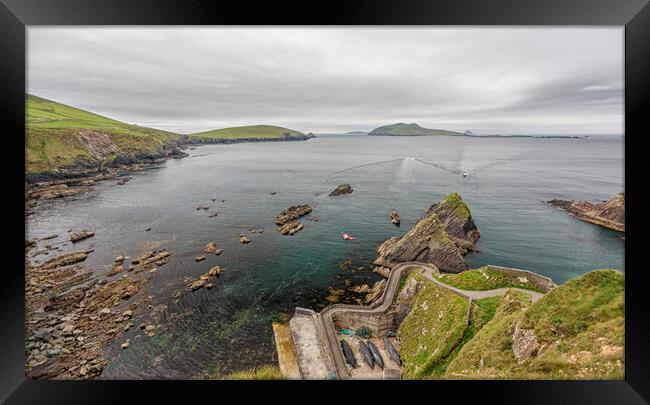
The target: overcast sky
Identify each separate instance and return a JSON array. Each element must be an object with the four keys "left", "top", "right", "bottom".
[{"left": 28, "top": 27, "right": 623, "bottom": 135}]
